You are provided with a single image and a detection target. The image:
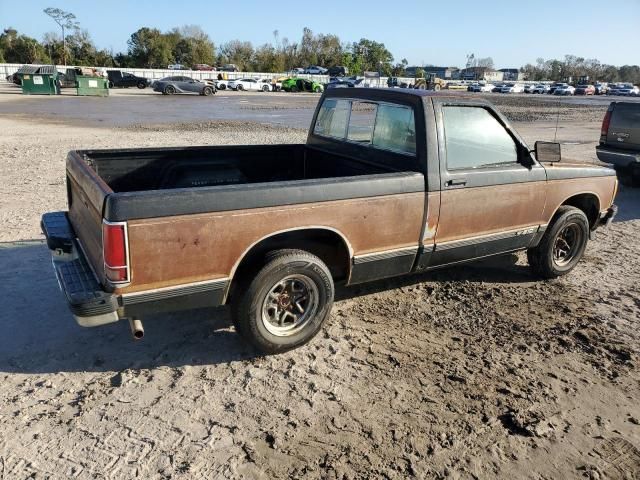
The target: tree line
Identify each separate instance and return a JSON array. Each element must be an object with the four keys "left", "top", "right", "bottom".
[{"left": 1, "top": 22, "right": 638, "bottom": 83}]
